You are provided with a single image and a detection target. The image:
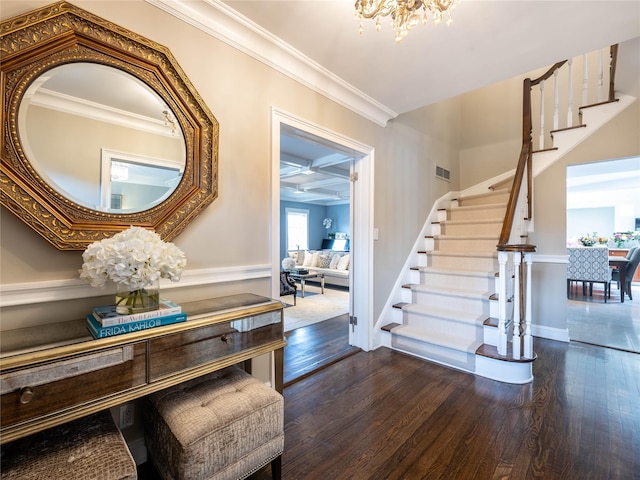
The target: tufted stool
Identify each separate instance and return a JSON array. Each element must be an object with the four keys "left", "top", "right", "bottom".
[
  {"left": 143, "top": 366, "right": 284, "bottom": 480},
  {"left": 0, "top": 410, "right": 137, "bottom": 480}
]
